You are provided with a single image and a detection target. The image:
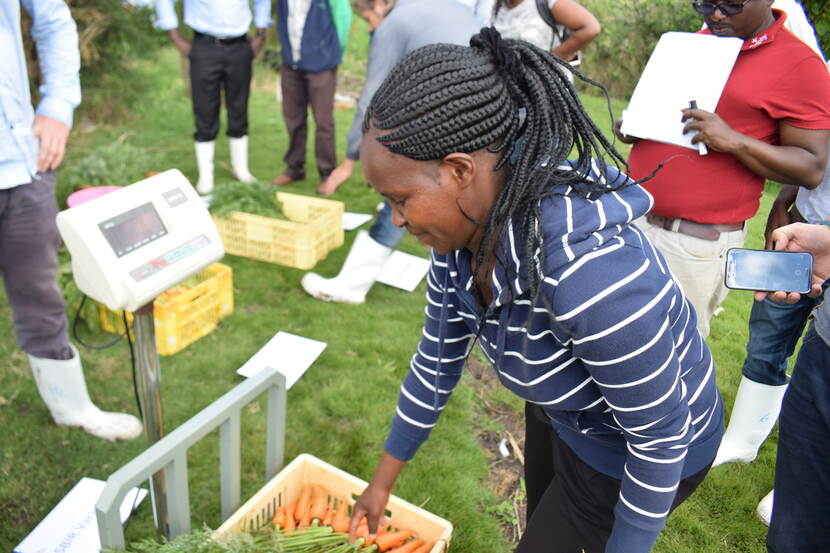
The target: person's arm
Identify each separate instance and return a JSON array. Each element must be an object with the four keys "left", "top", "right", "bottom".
[
  {"left": 348, "top": 452, "right": 406, "bottom": 540},
  {"left": 681, "top": 110, "right": 830, "bottom": 189},
  {"left": 756, "top": 221, "right": 830, "bottom": 304},
  {"left": 154, "top": 0, "right": 191, "bottom": 55},
  {"left": 682, "top": 54, "right": 830, "bottom": 189},
  {"left": 613, "top": 118, "right": 639, "bottom": 145},
  {"left": 549, "top": 0, "right": 600, "bottom": 61},
  {"left": 346, "top": 23, "right": 407, "bottom": 161},
  {"left": 347, "top": 252, "right": 473, "bottom": 538},
  {"left": 763, "top": 184, "right": 799, "bottom": 249},
  {"left": 326, "top": 21, "right": 408, "bottom": 191},
  {"left": 251, "top": 0, "right": 272, "bottom": 57},
  {"left": 21, "top": 0, "right": 81, "bottom": 172}
]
